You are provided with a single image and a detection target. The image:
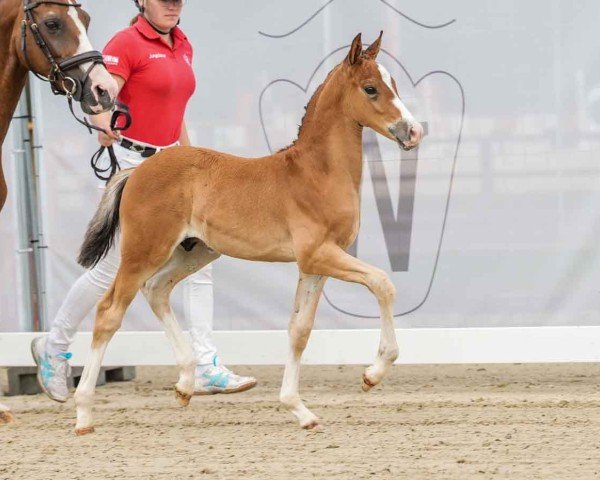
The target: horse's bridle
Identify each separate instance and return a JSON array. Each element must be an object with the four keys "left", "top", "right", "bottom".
[
  {"left": 20, "top": 0, "right": 132, "bottom": 182},
  {"left": 21, "top": 0, "right": 105, "bottom": 101}
]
